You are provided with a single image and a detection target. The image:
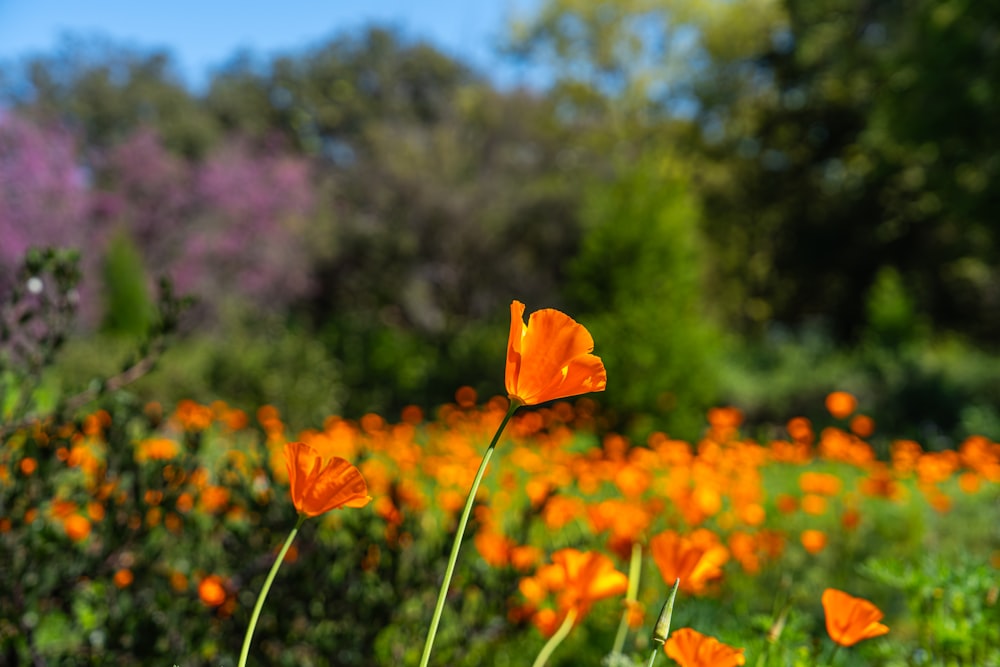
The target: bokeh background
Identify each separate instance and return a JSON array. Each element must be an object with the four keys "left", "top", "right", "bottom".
[{"left": 2, "top": 0, "right": 998, "bottom": 443}]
